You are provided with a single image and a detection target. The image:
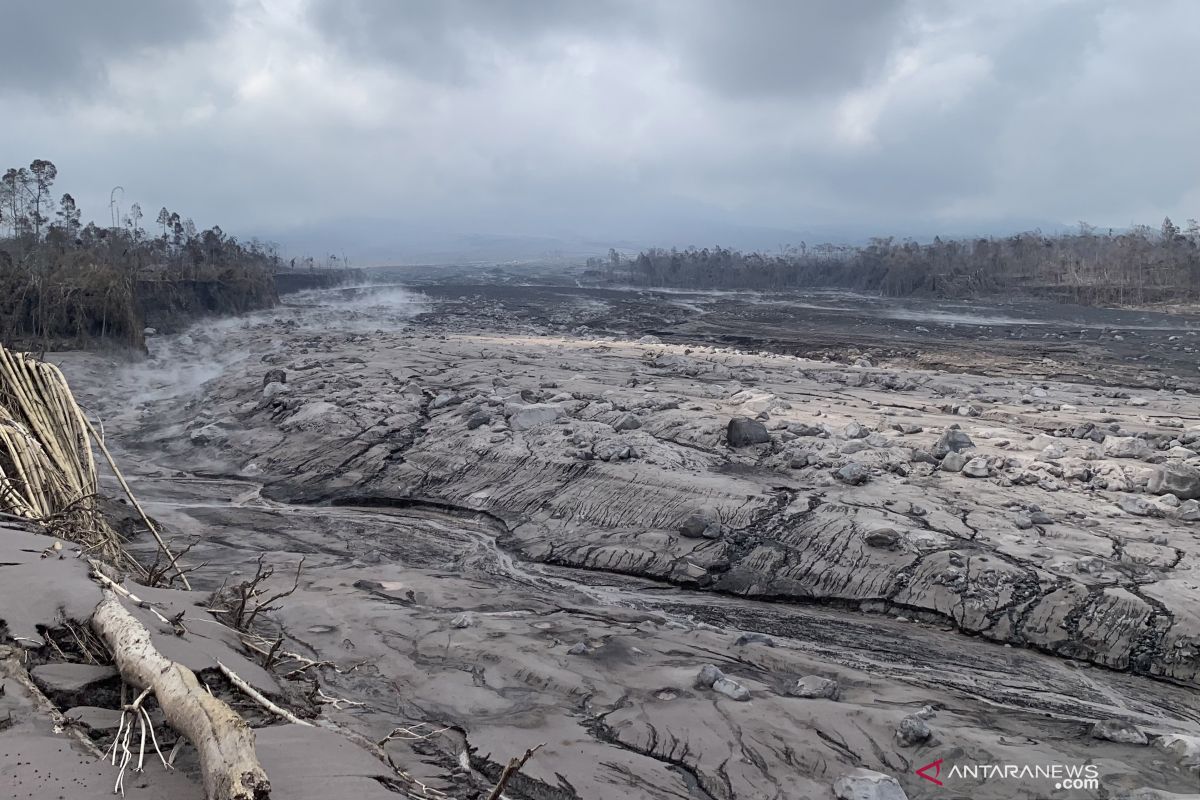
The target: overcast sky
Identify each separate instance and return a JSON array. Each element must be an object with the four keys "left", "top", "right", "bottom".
[{"left": 2, "top": 0, "right": 1198, "bottom": 260}]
